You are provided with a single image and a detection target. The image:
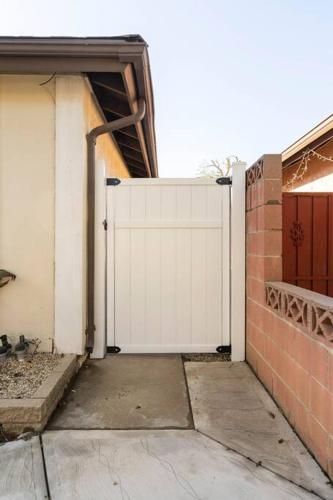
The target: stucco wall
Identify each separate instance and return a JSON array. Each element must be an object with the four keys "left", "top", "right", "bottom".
[
  {"left": 0, "top": 74, "right": 131, "bottom": 354},
  {"left": 0, "top": 75, "right": 55, "bottom": 351}
]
